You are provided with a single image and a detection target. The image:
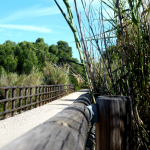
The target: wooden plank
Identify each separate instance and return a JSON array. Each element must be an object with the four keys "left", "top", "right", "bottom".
[
  {"left": 19, "top": 88, "right": 23, "bottom": 114},
  {"left": 4, "top": 88, "right": 9, "bottom": 119},
  {"left": 95, "top": 96, "right": 132, "bottom": 150},
  {"left": 11, "top": 88, "right": 16, "bottom": 116}
]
